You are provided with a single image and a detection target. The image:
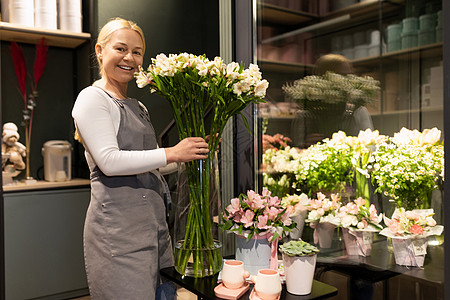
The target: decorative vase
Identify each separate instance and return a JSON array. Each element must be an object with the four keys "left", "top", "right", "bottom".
[
  {"left": 313, "top": 222, "right": 336, "bottom": 248},
  {"left": 342, "top": 228, "right": 373, "bottom": 256},
  {"left": 391, "top": 237, "right": 428, "bottom": 267},
  {"left": 235, "top": 234, "right": 272, "bottom": 276},
  {"left": 173, "top": 154, "right": 223, "bottom": 277},
  {"left": 282, "top": 252, "right": 317, "bottom": 295},
  {"left": 289, "top": 210, "right": 307, "bottom": 240}
]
